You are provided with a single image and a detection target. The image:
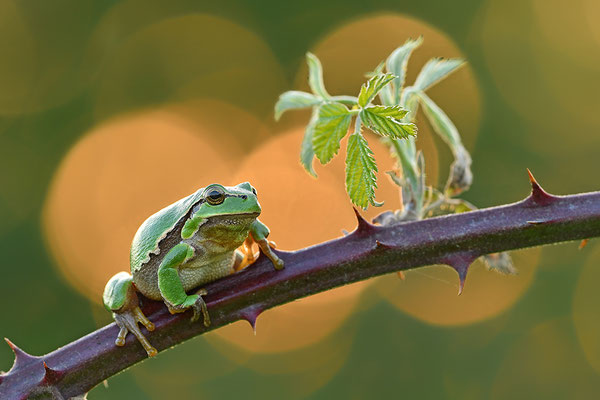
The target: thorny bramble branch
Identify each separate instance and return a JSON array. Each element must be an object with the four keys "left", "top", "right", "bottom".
[{"left": 1, "top": 172, "right": 600, "bottom": 399}]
